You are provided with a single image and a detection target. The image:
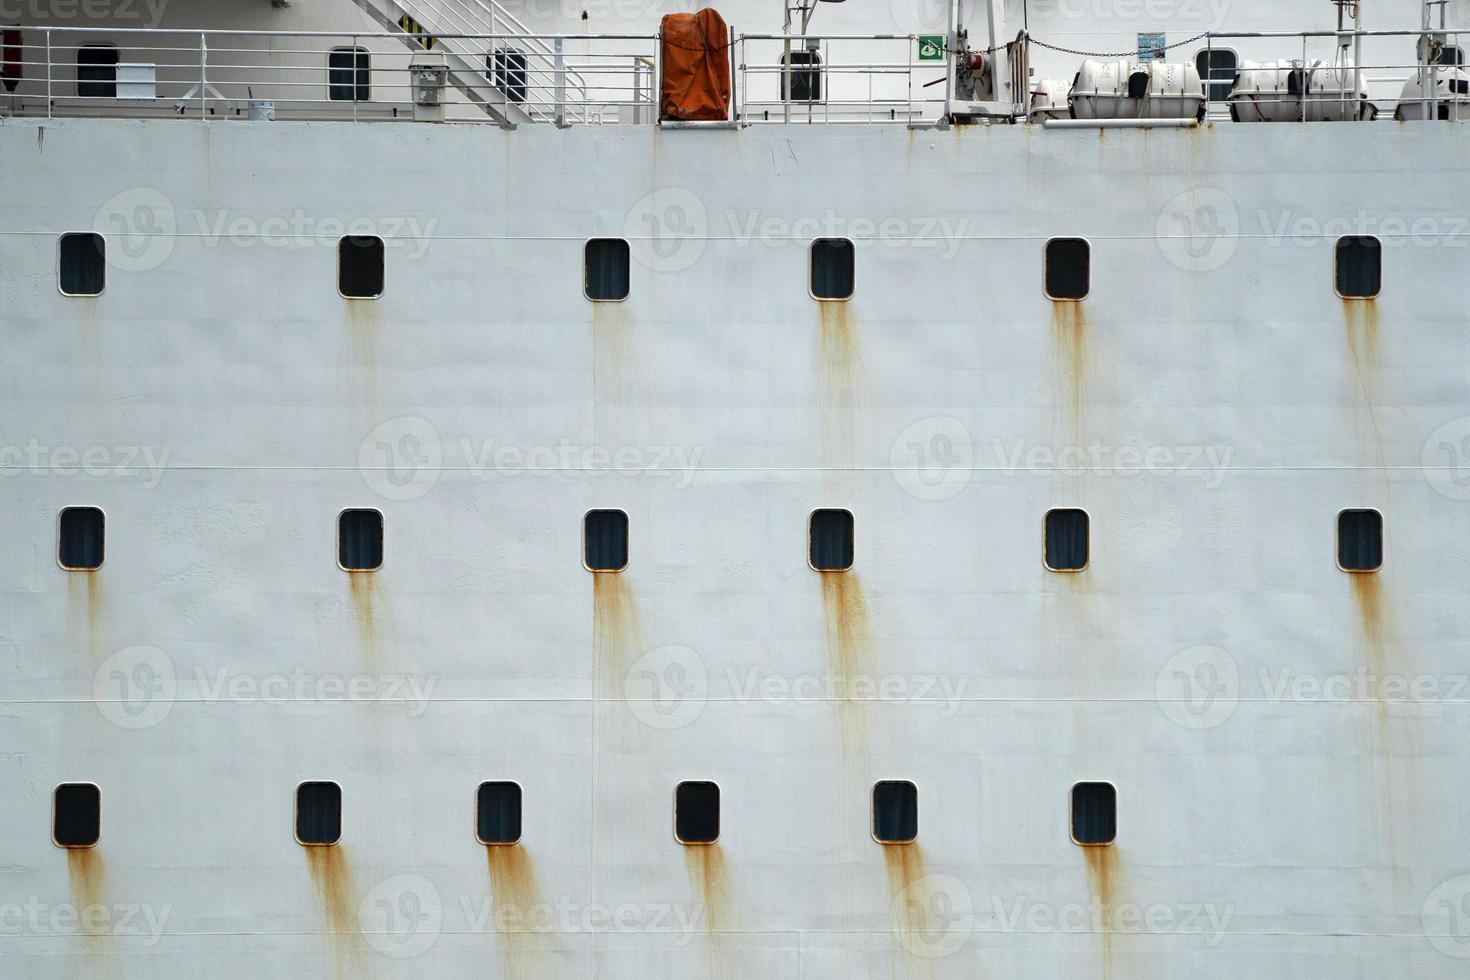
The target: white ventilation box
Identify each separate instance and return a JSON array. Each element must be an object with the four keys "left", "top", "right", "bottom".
[{"left": 115, "top": 63, "right": 157, "bottom": 101}]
